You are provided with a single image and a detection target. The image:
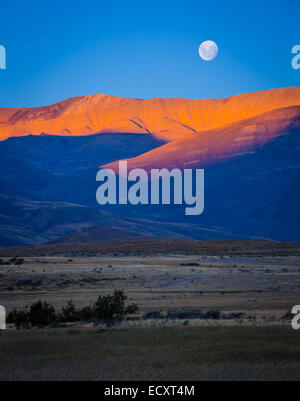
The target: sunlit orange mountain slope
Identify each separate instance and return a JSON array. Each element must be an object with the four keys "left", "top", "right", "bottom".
[
  {"left": 1, "top": 87, "right": 300, "bottom": 245},
  {"left": 104, "top": 105, "right": 300, "bottom": 171},
  {"left": 0, "top": 87, "right": 300, "bottom": 142}
]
